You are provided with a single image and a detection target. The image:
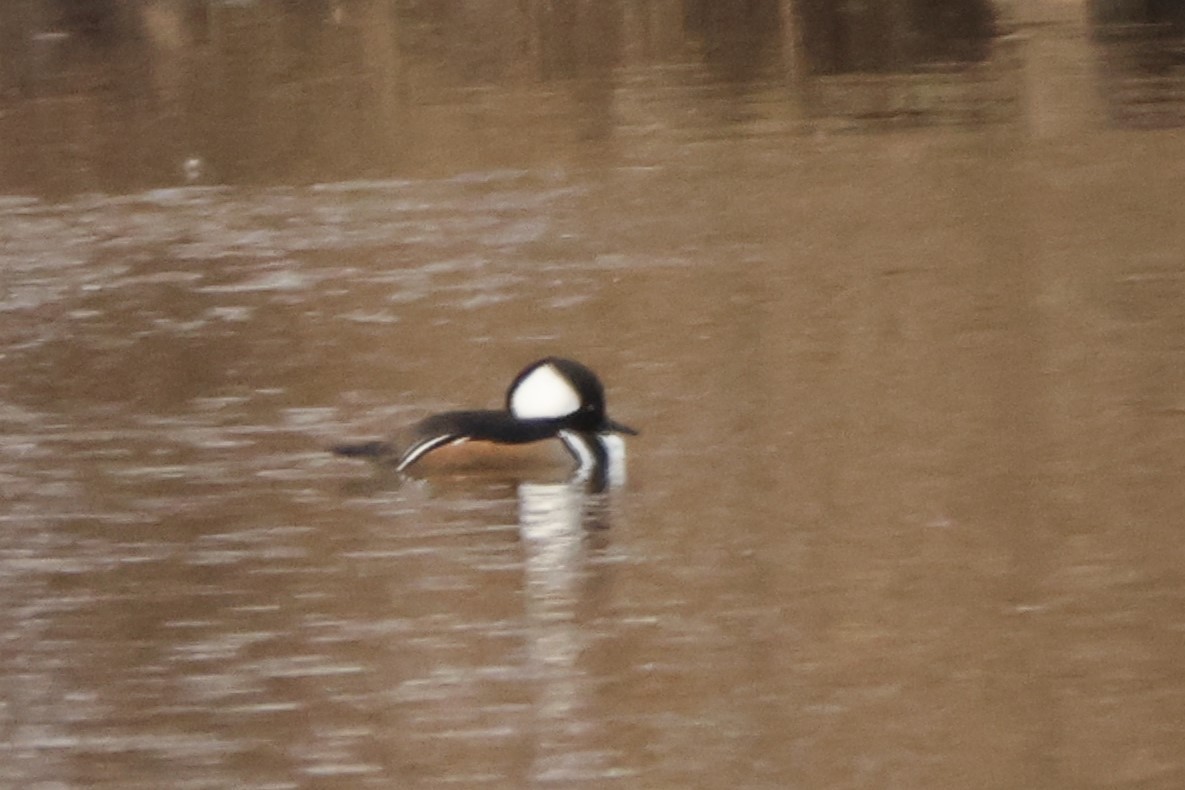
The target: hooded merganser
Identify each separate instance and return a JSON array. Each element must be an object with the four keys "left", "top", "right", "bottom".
[{"left": 332, "top": 357, "right": 637, "bottom": 478}]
